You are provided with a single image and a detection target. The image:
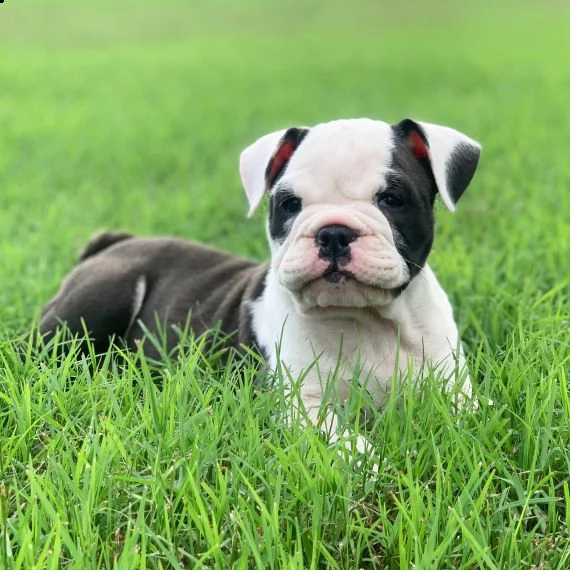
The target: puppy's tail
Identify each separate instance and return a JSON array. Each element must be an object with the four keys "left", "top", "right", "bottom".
[{"left": 79, "top": 231, "right": 134, "bottom": 262}]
